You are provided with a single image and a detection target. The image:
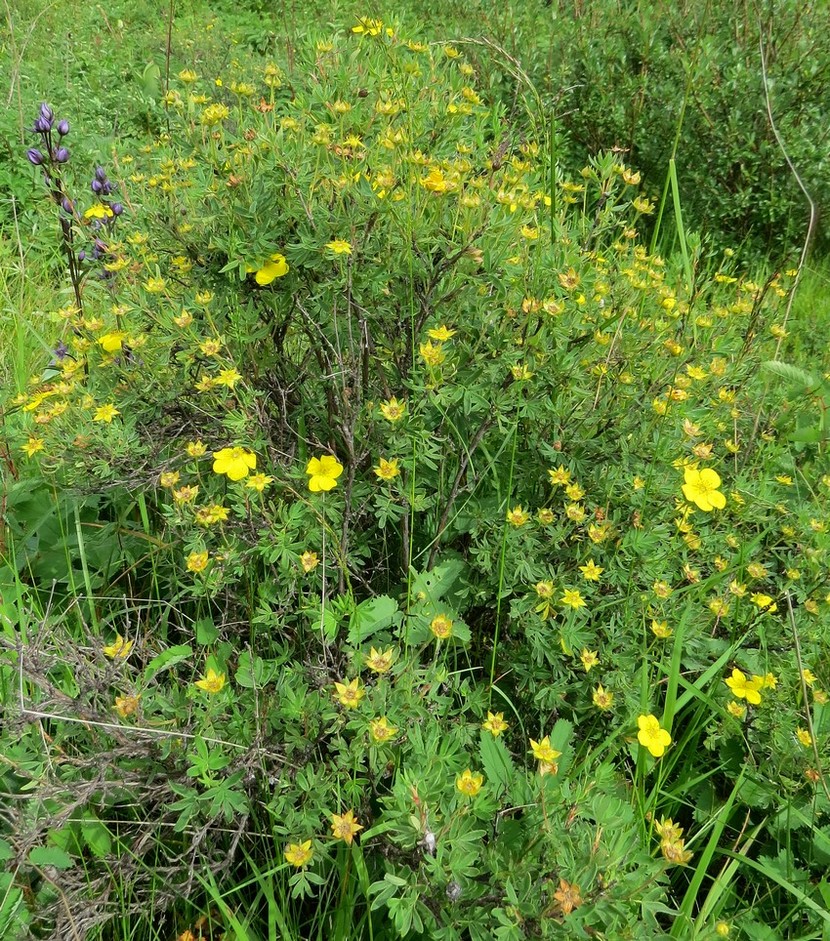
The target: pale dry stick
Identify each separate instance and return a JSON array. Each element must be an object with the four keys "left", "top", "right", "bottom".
[
  {"left": 759, "top": 33, "right": 816, "bottom": 356},
  {"left": 751, "top": 33, "right": 818, "bottom": 440},
  {"left": 785, "top": 593, "right": 830, "bottom": 803}
]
